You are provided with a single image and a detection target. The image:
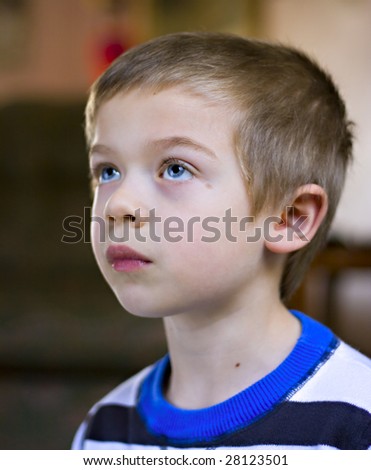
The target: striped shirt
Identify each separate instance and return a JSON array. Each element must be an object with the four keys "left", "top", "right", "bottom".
[{"left": 72, "top": 311, "right": 371, "bottom": 450}]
